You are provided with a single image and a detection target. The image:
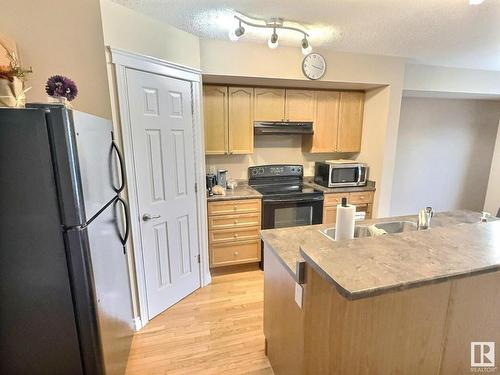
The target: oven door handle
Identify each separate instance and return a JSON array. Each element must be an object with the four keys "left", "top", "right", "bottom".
[{"left": 263, "top": 196, "right": 324, "bottom": 203}]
